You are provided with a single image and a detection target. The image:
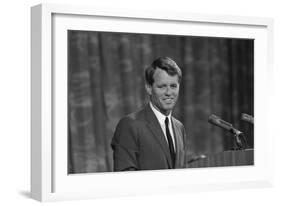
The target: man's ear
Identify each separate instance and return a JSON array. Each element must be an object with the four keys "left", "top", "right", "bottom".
[{"left": 145, "top": 83, "right": 152, "bottom": 95}]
